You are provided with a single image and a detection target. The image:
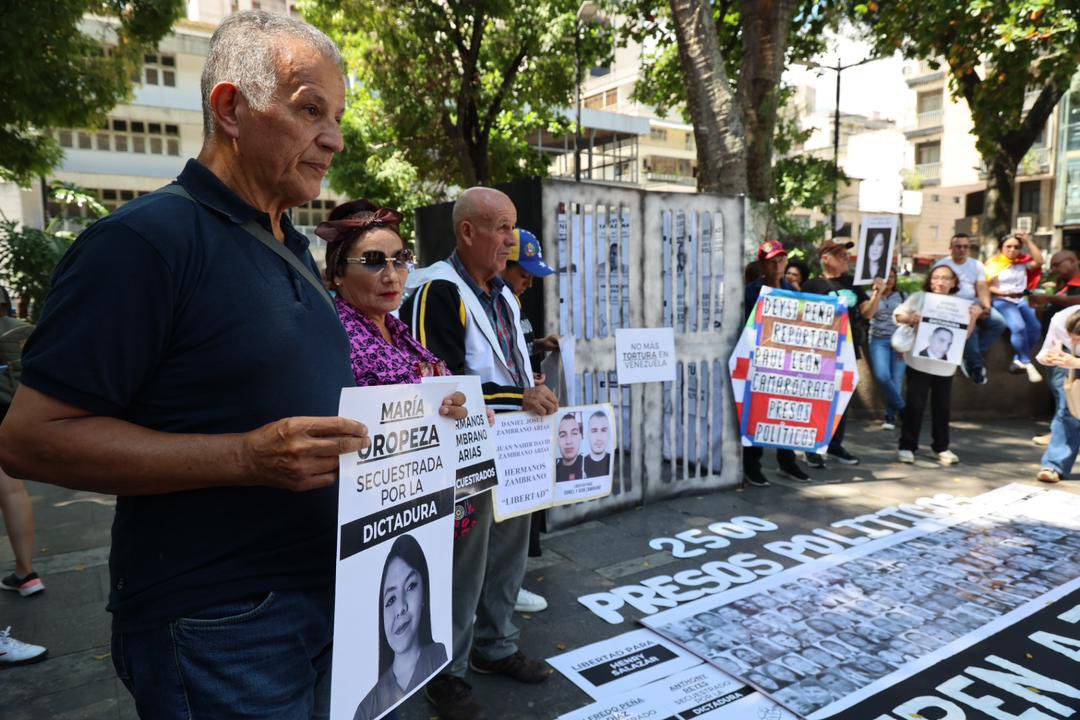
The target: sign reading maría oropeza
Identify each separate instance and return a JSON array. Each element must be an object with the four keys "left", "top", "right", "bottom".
[
  {"left": 729, "top": 286, "right": 858, "bottom": 453},
  {"left": 331, "top": 383, "right": 457, "bottom": 720}
]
